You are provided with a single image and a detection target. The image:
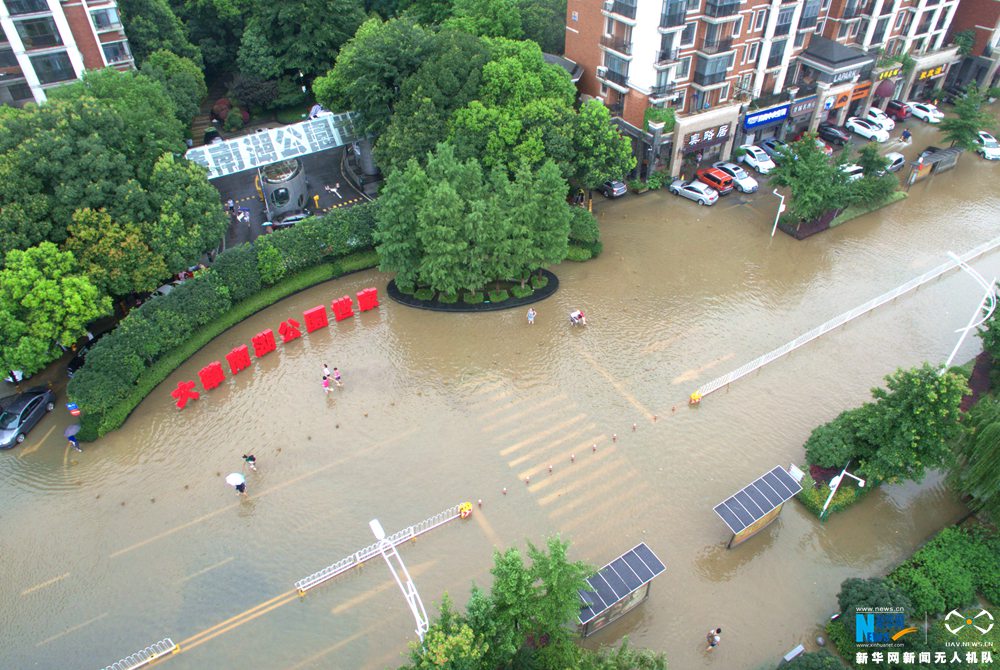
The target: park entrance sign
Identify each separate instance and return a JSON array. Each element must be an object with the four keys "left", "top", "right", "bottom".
[{"left": 184, "top": 112, "right": 362, "bottom": 180}]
